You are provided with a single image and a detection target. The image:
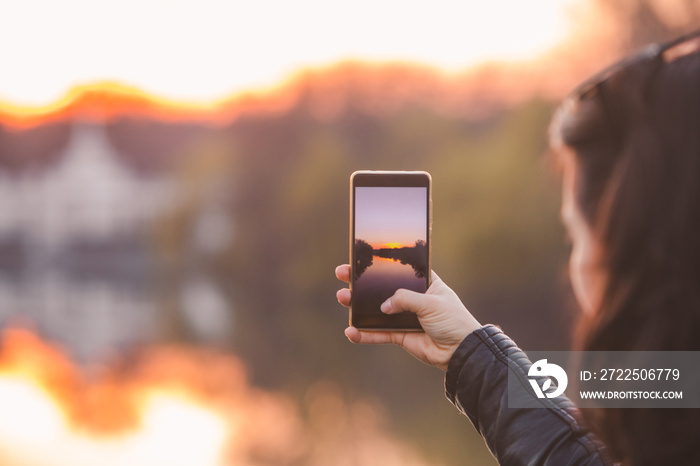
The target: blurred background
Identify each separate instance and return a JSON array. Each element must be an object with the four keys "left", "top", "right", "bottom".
[{"left": 0, "top": 1, "right": 697, "bottom": 465}]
